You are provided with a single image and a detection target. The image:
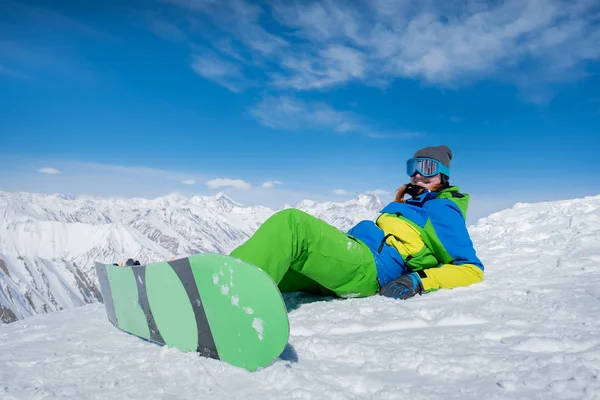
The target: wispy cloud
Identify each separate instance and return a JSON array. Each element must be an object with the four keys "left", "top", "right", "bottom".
[
  {"left": 271, "top": 44, "right": 368, "bottom": 90},
  {"left": 249, "top": 96, "right": 414, "bottom": 138},
  {"left": 206, "top": 178, "right": 251, "bottom": 190},
  {"left": 38, "top": 167, "right": 60, "bottom": 175},
  {"left": 331, "top": 189, "right": 352, "bottom": 196},
  {"left": 261, "top": 180, "right": 283, "bottom": 189},
  {"left": 271, "top": 0, "right": 600, "bottom": 89},
  {"left": 140, "top": 10, "right": 186, "bottom": 42},
  {"left": 181, "top": 179, "right": 196, "bottom": 185},
  {"left": 166, "top": 0, "right": 288, "bottom": 57},
  {"left": 249, "top": 96, "right": 361, "bottom": 133},
  {"left": 190, "top": 50, "right": 250, "bottom": 92},
  {"left": 160, "top": 0, "right": 600, "bottom": 100}
]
